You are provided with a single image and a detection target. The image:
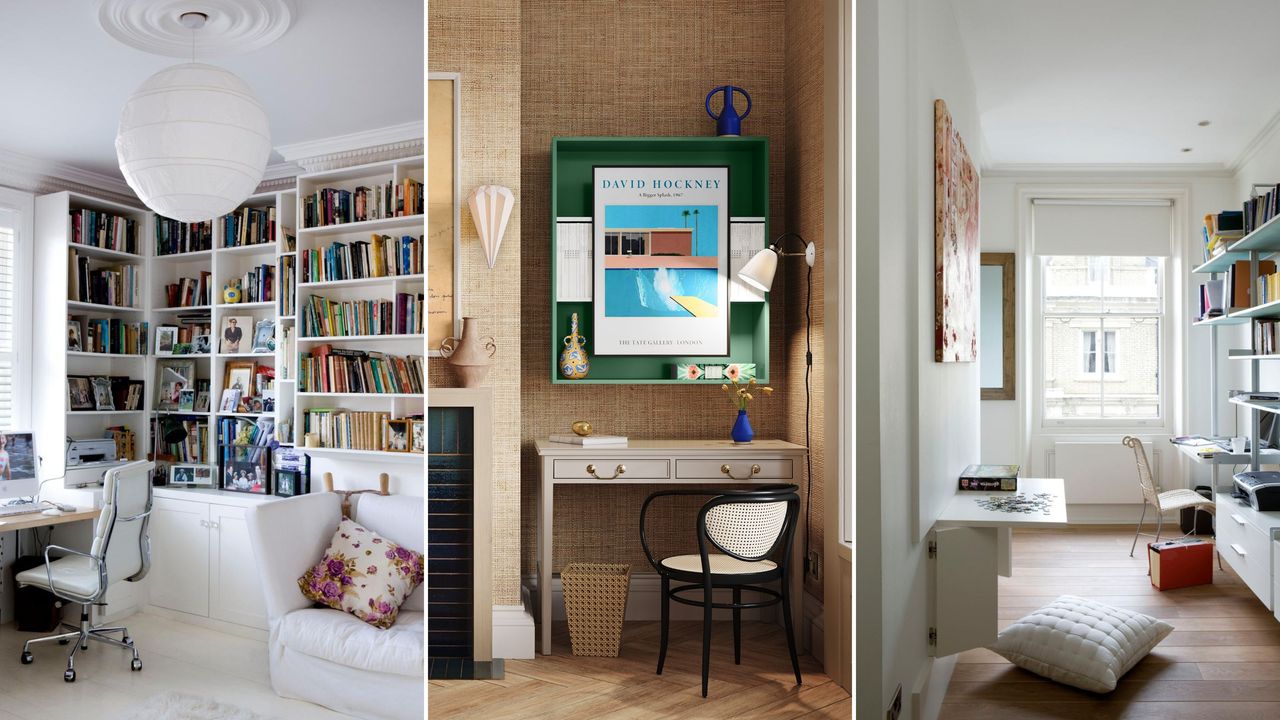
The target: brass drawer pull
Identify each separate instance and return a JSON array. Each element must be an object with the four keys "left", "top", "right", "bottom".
[
  {"left": 721, "top": 463, "right": 761, "bottom": 480},
  {"left": 586, "top": 463, "right": 626, "bottom": 480}
]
